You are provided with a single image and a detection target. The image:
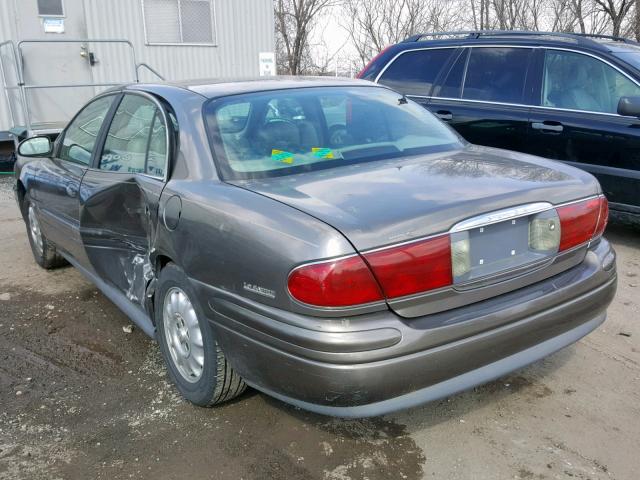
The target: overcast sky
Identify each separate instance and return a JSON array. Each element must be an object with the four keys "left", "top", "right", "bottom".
[{"left": 310, "top": 8, "right": 357, "bottom": 69}]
